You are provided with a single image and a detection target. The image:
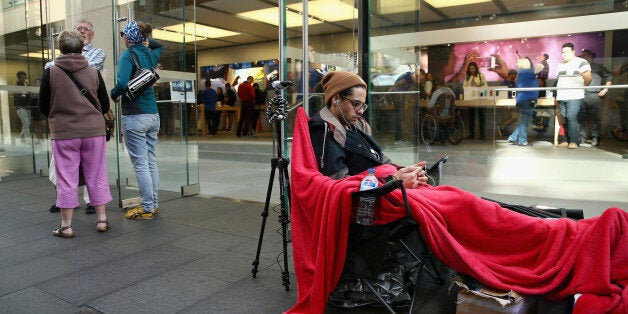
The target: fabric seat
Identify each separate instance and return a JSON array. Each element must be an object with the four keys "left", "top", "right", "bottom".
[{"left": 329, "top": 170, "right": 446, "bottom": 313}]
